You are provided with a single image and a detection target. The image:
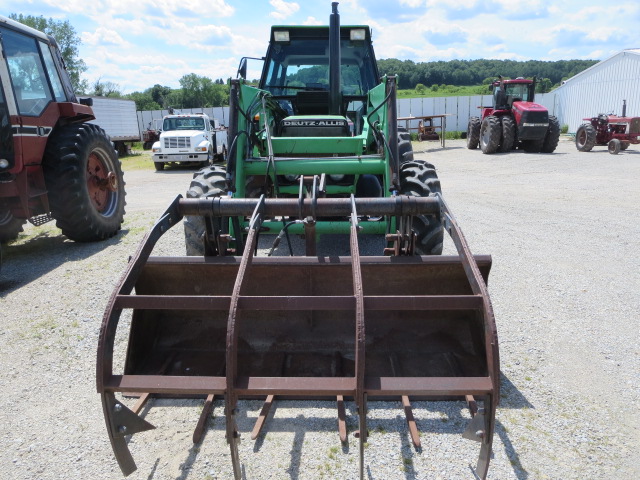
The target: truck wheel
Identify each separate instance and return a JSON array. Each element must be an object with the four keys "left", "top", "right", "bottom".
[
  {"left": 0, "top": 209, "right": 26, "bottom": 243},
  {"left": 575, "top": 123, "right": 596, "bottom": 152},
  {"left": 466, "top": 116, "right": 481, "bottom": 149},
  {"left": 184, "top": 166, "right": 227, "bottom": 256},
  {"left": 155, "top": 162, "right": 165, "bottom": 171},
  {"left": 43, "top": 123, "right": 126, "bottom": 242},
  {"left": 499, "top": 116, "right": 515, "bottom": 152},
  {"left": 398, "top": 126, "right": 414, "bottom": 164},
  {"left": 399, "top": 160, "right": 443, "bottom": 255},
  {"left": 541, "top": 116, "right": 560, "bottom": 153},
  {"left": 608, "top": 139, "right": 621, "bottom": 155},
  {"left": 480, "top": 115, "right": 501, "bottom": 154},
  {"left": 620, "top": 141, "right": 630, "bottom": 150}
]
